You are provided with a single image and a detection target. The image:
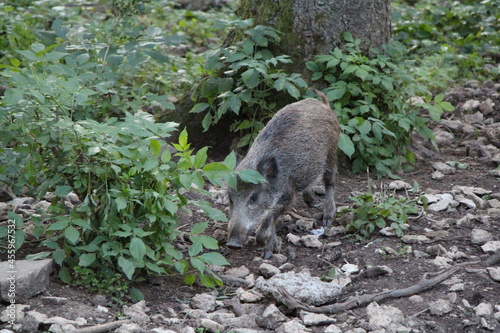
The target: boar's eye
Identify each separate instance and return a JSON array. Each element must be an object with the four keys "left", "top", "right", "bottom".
[{"left": 249, "top": 192, "right": 259, "bottom": 204}]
